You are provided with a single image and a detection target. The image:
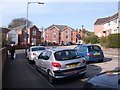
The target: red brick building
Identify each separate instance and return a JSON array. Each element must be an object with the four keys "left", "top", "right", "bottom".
[
  {"left": 12, "top": 25, "right": 42, "bottom": 45},
  {"left": 44, "top": 24, "right": 85, "bottom": 45}
]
